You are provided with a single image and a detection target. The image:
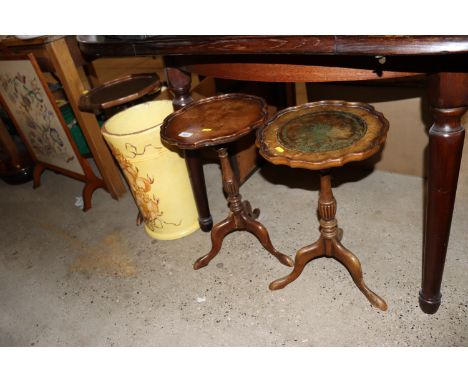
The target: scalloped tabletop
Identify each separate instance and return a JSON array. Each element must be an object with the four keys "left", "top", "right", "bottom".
[
  {"left": 160, "top": 93, "right": 268, "bottom": 150},
  {"left": 256, "top": 100, "right": 389, "bottom": 170}
]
